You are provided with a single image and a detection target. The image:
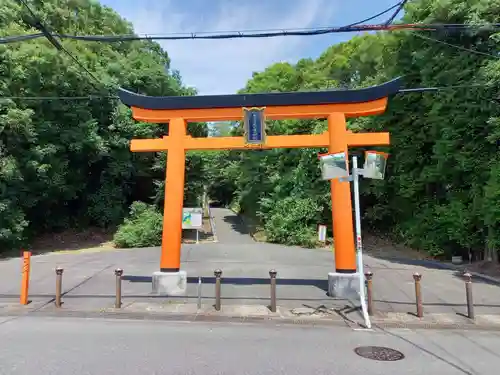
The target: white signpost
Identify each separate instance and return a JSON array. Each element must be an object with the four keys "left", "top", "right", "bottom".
[
  {"left": 182, "top": 207, "right": 203, "bottom": 244},
  {"left": 319, "top": 150, "right": 389, "bottom": 329},
  {"left": 318, "top": 224, "right": 327, "bottom": 243}
]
